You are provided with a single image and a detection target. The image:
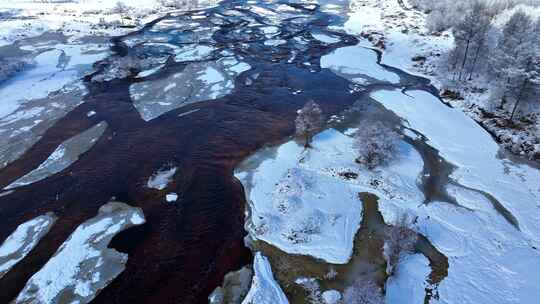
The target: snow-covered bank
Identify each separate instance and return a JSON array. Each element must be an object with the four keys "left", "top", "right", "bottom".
[
  {"left": 241, "top": 252, "right": 288, "bottom": 304},
  {"left": 0, "top": 213, "right": 57, "bottom": 279},
  {"left": 372, "top": 89, "right": 540, "bottom": 303},
  {"left": 340, "top": 0, "right": 453, "bottom": 81},
  {"left": 340, "top": 0, "right": 539, "bottom": 161},
  {"left": 14, "top": 202, "right": 145, "bottom": 304}
]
